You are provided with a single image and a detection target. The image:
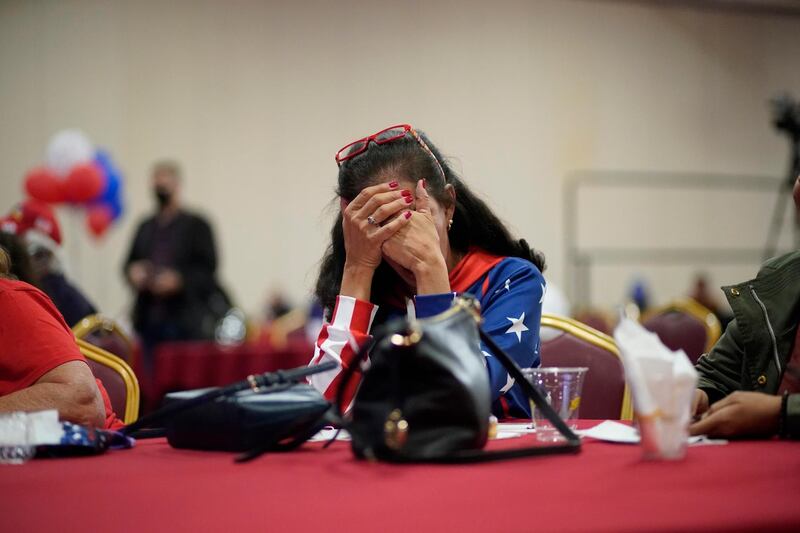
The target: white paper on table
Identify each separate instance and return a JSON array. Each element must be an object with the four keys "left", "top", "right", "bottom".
[
  {"left": 496, "top": 423, "right": 536, "bottom": 434},
  {"left": 578, "top": 420, "right": 640, "bottom": 443},
  {"left": 308, "top": 427, "right": 351, "bottom": 442},
  {"left": 579, "top": 420, "right": 727, "bottom": 446},
  {"left": 309, "top": 423, "right": 539, "bottom": 443}
]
